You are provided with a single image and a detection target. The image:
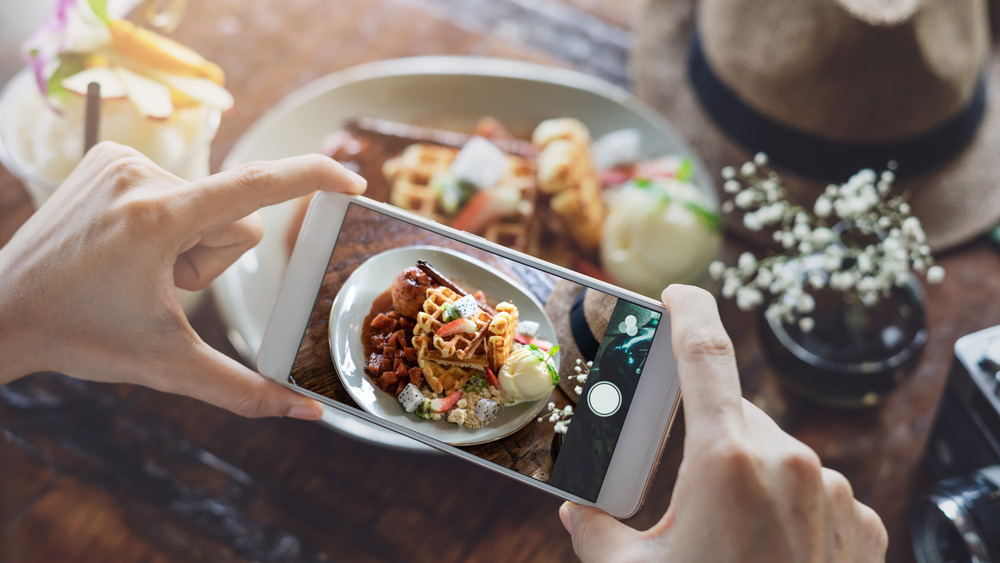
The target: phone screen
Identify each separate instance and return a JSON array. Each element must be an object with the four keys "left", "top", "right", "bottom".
[{"left": 288, "top": 202, "right": 663, "bottom": 502}]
